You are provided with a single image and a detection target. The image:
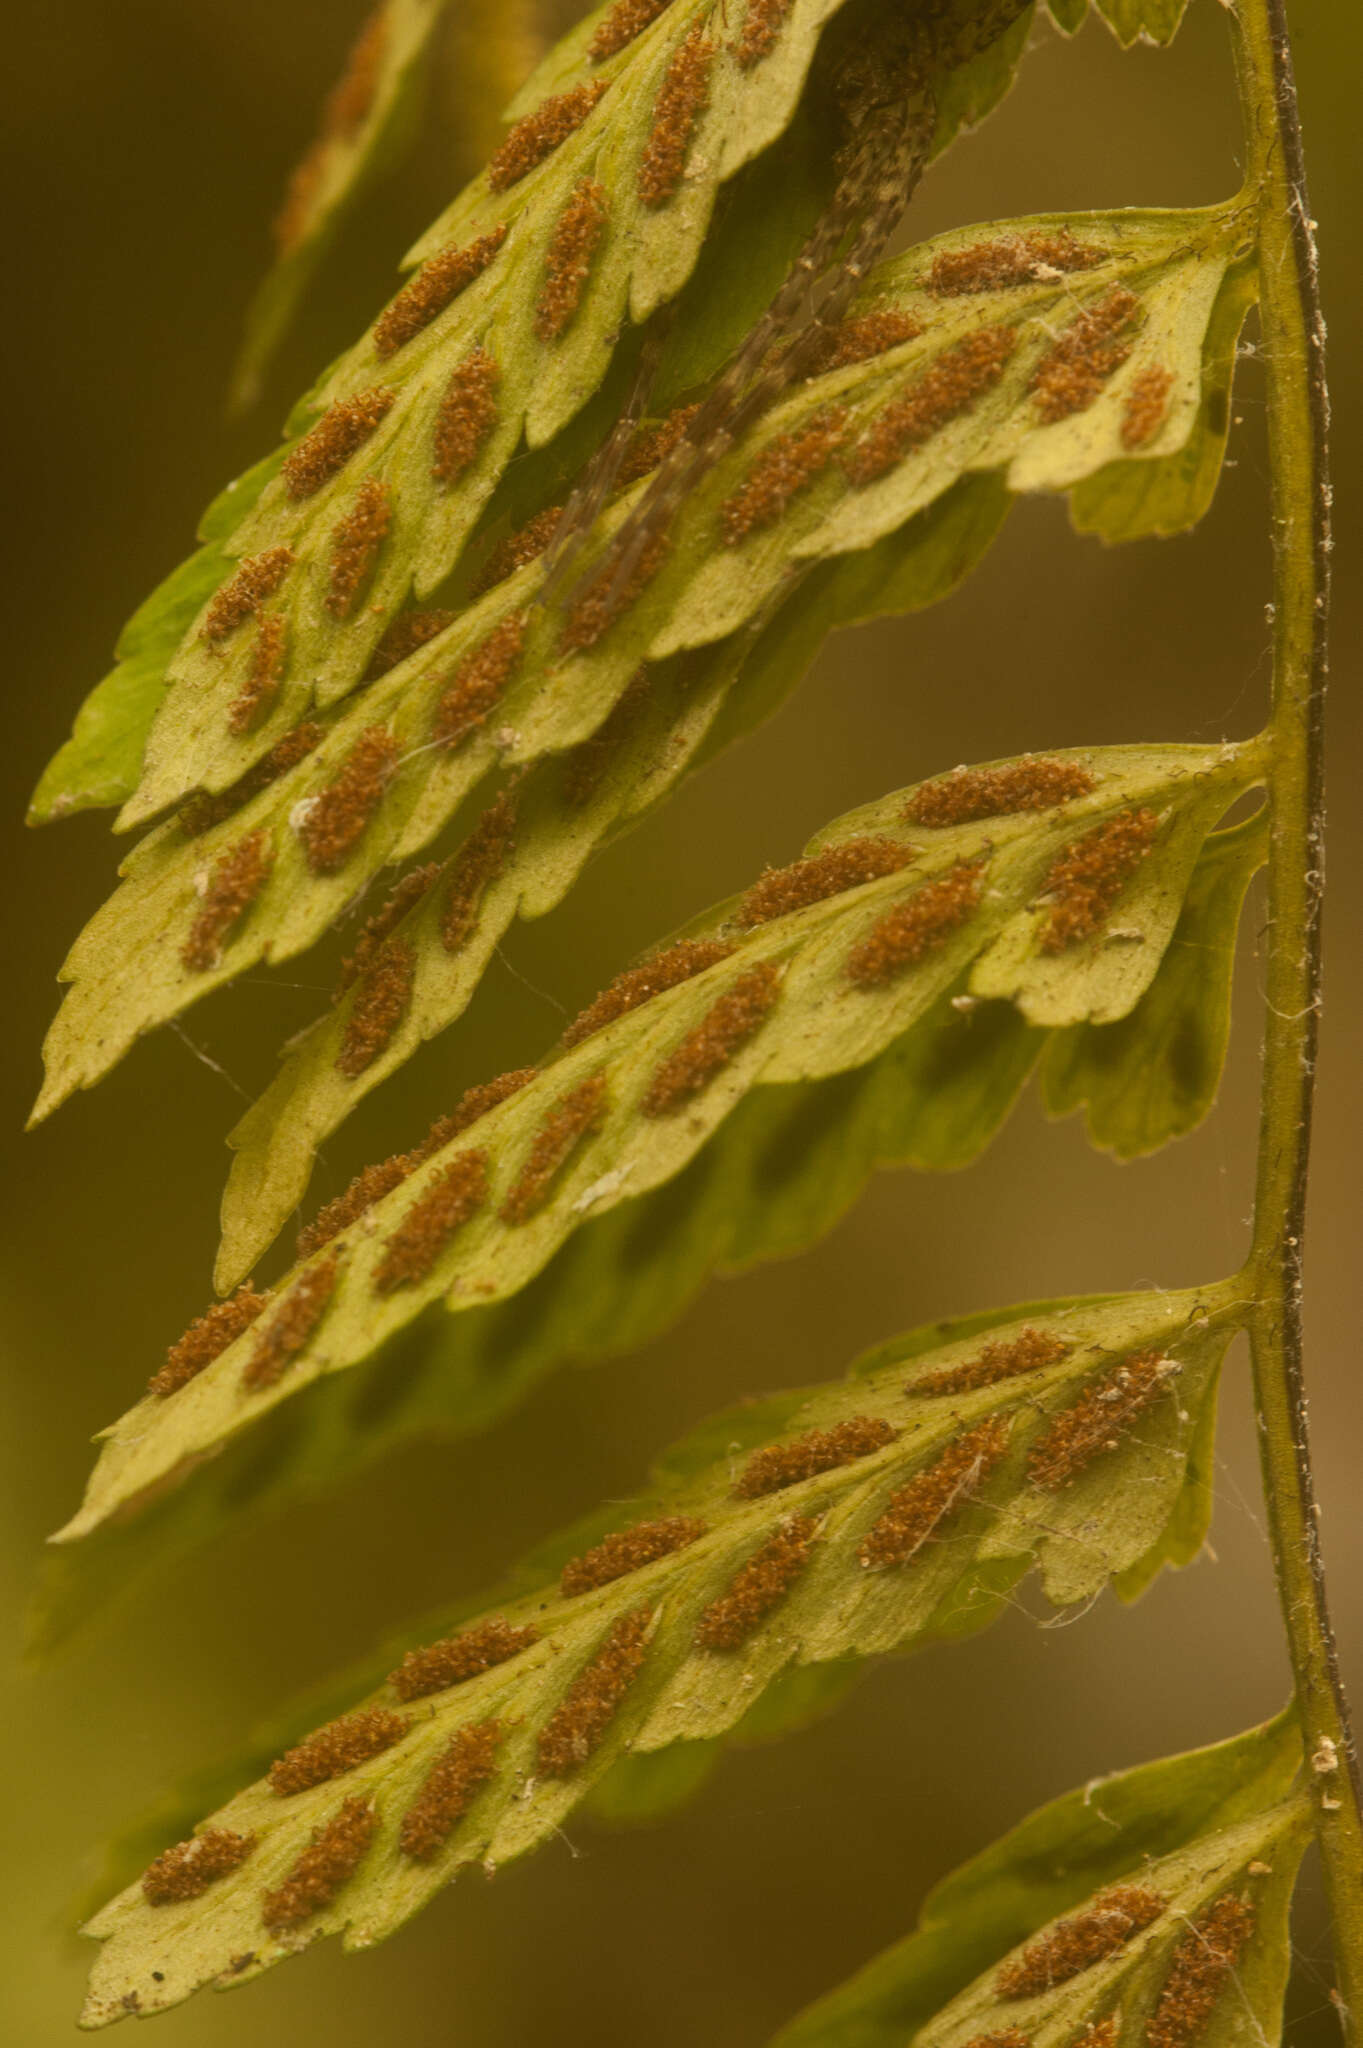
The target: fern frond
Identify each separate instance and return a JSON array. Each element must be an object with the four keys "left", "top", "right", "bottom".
[
  {"left": 19, "top": 16, "right": 753, "bottom": 827},
  {"left": 218, "top": 731, "right": 1266, "bottom": 1290},
  {"left": 229, "top": 0, "right": 455, "bottom": 415},
  {"left": 52, "top": 735, "right": 1260, "bottom": 1545},
  {"left": 33, "top": 800, "right": 1262, "bottom": 1658},
  {"left": 77, "top": 1287, "right": 1241, "bottom": 2023},
  {"left": 42, "top": 0, "right": 1027, "bottom": 845},
  {"left": 32, "top": 200, "right": 1250, "bottom": 1128},
  {"left": 771, "top": 1714, "right": 1306, "bottom": 2048},
  {"left": 215, "top": 475, "right": 1006, "bottom": 1275}
]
